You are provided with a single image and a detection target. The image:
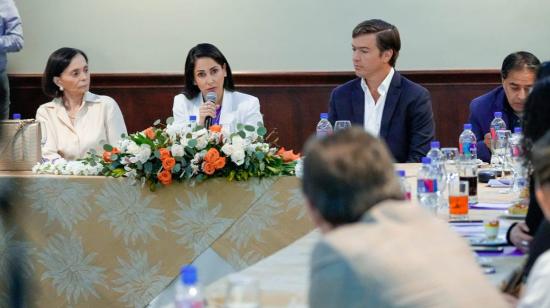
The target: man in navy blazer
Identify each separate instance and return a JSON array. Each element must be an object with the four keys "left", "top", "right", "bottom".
[
  {"left": 468, "top": 51, "right": 540, "bottom": 162},
  {"left": 328, "top": 19, "right": 434, "bottom": 163}
]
